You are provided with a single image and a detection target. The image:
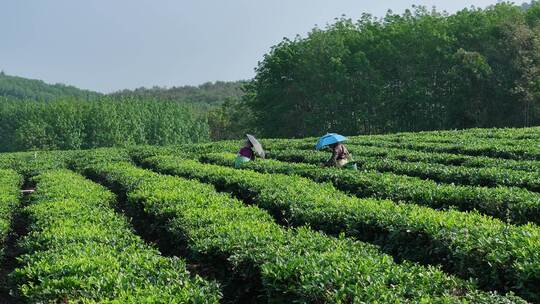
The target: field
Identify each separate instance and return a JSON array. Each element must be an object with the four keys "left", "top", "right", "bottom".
[{"left": 0, "top": 127, "right": 539, "bottom": 303}]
